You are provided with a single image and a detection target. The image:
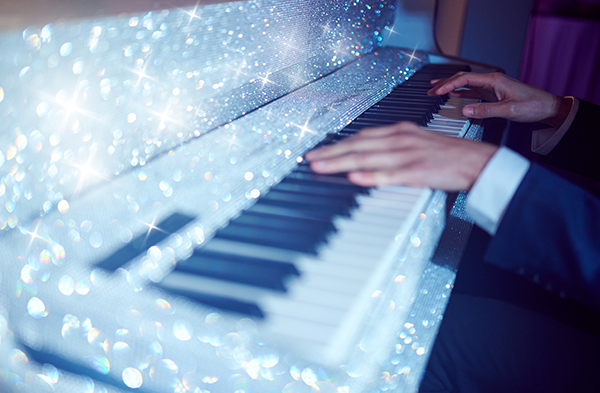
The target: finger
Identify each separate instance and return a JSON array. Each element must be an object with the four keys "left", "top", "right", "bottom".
[
  {"left": 310, "top": 147, "right": 416, "bottom": 174},
  {"left": 429, "top": 77, "right": 446, "bottom": 87},
  {"left": 463, "top": 101, "right": 515, "bottom": 119},
  {"left": 305, "top": 122, "right": 423, "bottom": 161},
  {"left": 305, "top": 133, "right": 387, "bottom": 161},
  {"left": 447, "top": 90, "right": 487, "bottom": 100},
  {"left": 426, "top": 72, "right": 476, "bottom": 96},
  {"left": 427, "top": 72, "right": 497, "bottom": 96},
  {"left": 347, "top": 169, "right": 422, "bottom": 187}
]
